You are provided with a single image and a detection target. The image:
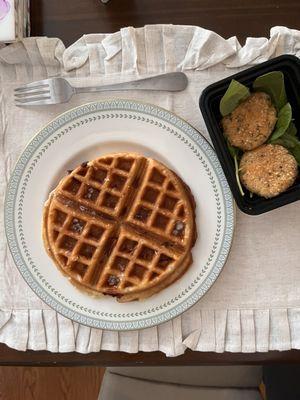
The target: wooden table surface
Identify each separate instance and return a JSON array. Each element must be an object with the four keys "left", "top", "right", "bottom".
[
  {"left": 2, "top": 345, "right": 300, "bottom": 366},
  {"left": 30, "top": 0, "right": 300, "bottom": 46},
  {"left": 6, "top": 0, "right": 299, "bottom": 366}
]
